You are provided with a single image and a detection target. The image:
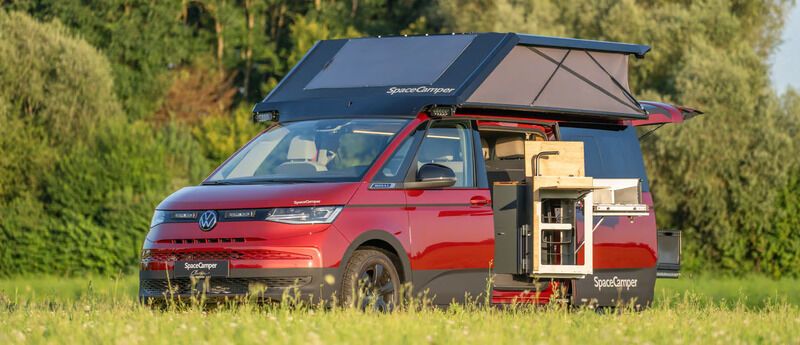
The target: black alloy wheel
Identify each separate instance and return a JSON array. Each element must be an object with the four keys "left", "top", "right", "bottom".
[{"left": 341, "top": 248, "right": 401, "bottom": 311}]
